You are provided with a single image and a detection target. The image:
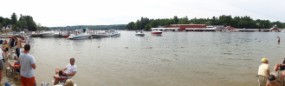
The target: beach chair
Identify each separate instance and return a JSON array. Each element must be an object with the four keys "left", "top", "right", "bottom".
[
  {"left": 258, "top": 75, "right": 267, "bottom": 86},
  {"left": 6, "top": 57, "right": 20, "bottom": 80}
]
